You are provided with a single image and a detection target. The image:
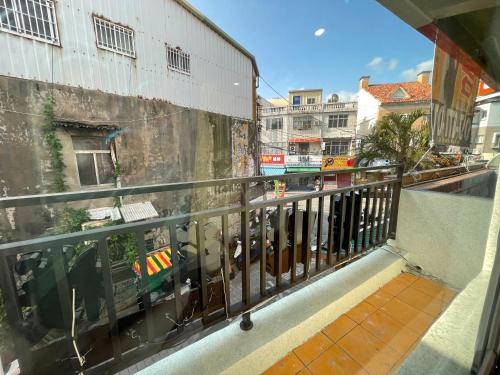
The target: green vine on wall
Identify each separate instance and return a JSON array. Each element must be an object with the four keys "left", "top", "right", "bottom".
[
  {"left": 113, "top": 160, "right": 122, "bottom": 208},
  {"left": 42, "top": 97, "right": 66, "bottom": 192}
]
